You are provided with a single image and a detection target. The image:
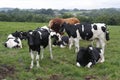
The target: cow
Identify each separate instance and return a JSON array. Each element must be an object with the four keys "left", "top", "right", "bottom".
[
  {"left": 59, "top": 22, "right": 110, "bottom": 62},
  {"left": 52, "top": 35, "right": 69, "bottom": 48},
  {"left": 25, "top": 26, "right": 53, "bottom": 68},
  {"left": 48, "top": 17, "right": 80, "bottom": 33},
  {"left": 76, "top": 45, "right": 104, "bottom": 68},
  {"left": 4, "top": 31, "right": 23, "bottom": 48}
]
